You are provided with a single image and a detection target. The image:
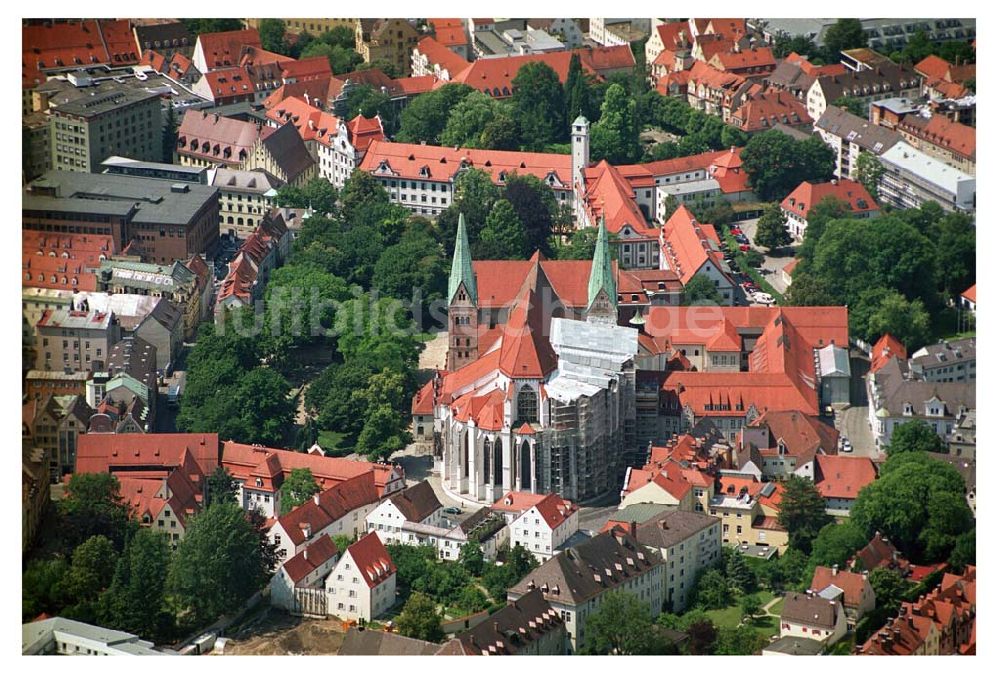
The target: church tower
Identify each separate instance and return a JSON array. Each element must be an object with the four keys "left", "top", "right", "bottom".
[
  {"left": 571, "top": 115, "right": 590, "bottom": 226},
  {"left": 447, "top": 214, "right": 480, "bottom": 371},
  {"left": 586, "top": 219, "right": 618, "bottom": 324}
]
